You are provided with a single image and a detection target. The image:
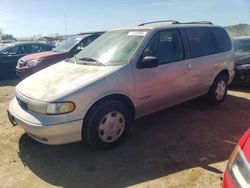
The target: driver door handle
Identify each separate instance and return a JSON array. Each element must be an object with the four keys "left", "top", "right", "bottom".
[{"left": 187, "top": 63, "right": 192, "bottom": 70}]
